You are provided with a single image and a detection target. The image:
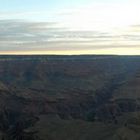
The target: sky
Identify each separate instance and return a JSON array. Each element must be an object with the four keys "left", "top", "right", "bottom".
[{"left": 0, "top": 0, "right": 140, "bottom": 55}]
